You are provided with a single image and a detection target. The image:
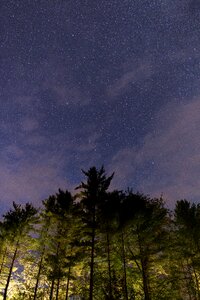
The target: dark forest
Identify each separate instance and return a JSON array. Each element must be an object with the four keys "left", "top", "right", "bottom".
[{"left": 0, "top": 167, "right": 199, "bottom": 300}]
